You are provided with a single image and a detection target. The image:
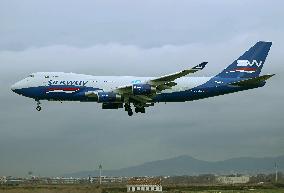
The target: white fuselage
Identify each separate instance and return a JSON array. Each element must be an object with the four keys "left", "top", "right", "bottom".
[{"left": 11, "top": 72, "right": 212, "bottom": 94}]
